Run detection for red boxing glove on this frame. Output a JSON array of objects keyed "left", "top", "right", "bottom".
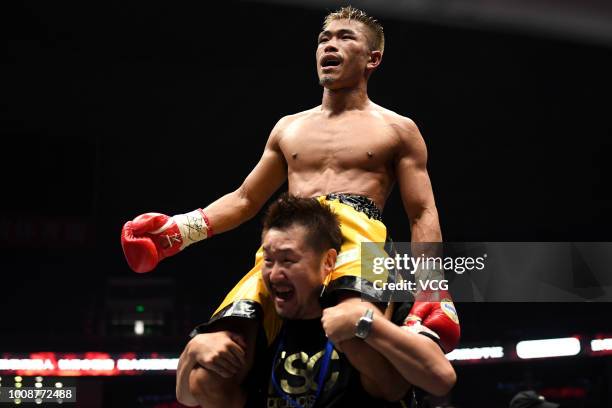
[
  {"left": 404, "top": 290, "right": 460, "bottom": 353},
  {"left": 121, "top": 209, "right": 212, "bottom": 273}
]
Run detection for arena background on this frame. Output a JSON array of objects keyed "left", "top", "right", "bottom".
[{"left": 1, "top": 0, "right": 611, "bottom": 406}]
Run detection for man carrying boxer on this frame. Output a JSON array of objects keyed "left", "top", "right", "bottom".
[
  {"left": 176, "top": 196, "right": 455, "bottom": 407},
  {"left": 121, "top": 5, "right": 460, "bottom": 405}
]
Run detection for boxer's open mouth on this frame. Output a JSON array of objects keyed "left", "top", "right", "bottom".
[{"left": 321, "top": 55, "right": 342, "bottom": 68}]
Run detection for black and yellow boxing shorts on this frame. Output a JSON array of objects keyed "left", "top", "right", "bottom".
[{"left": 192, "top": 193, "right": 395, "bottom": 344}]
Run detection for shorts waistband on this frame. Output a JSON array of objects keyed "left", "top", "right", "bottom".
[{"left": 325, "top": 193, "right": 383, "bottom": 221}]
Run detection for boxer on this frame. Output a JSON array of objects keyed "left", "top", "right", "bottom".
[
  {"left": 122, "top": 5, "right": 459, "bottom": 349},
  {"left": 122, "top": 8, "right": 460, "bottom": 403}
]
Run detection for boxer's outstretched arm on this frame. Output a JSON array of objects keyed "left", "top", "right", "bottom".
[
  {"left": 203, "top": 118, "right": 289, "bottom": 234},
  {"left": 393, "top": 117, "right": 442, "bottom": 243},
  {"left": 121, "top": 118, "right": 289, "bottom": 273}
]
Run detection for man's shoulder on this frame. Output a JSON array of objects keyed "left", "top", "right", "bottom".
[
  {"left": 270, "top": 107, "right": 321, "bottom": 143},
  {"left": 366, "top": 104, "right": 422, "bottom": 154},
  {"left": 276, "top": 106, "right": 320, "bottom": 126},
  {"left": 370, "top": 103, "right": 418, "bottom": 131}
]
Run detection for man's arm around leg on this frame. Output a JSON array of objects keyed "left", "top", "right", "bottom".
[{"left": 176, "top": 318, "right": 258, "bottom": 407}]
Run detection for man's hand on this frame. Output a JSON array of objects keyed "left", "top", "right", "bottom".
[
  {"left": 187, "top": 331, "right": 247, "bottom": 379},
  {"left": 321, "top": 301, "right": 366, "bottom": 345},
  {"left": 177, "top": 320, "right": 257, "bottom": 408}
]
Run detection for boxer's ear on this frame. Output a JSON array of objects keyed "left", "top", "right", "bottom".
[{"left": 367, "top": 50, "right": 382, "bottom": 70}]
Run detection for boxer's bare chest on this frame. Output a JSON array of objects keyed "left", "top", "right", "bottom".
[{"left": 279, "top": 111, "right": 397, "bottom": 174}]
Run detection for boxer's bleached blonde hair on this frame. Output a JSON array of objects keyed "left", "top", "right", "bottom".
[{"left": 323, "top": 6, "right": 385, "bottom": 53}]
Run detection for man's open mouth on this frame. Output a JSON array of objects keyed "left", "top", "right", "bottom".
[
  {"left": 321, "top": 55, "right": 342, "bottom": 68},
  {"left": 273, "top": 286, "right": 295, "bottom": 301}
]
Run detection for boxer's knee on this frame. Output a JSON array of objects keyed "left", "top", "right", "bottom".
[{"left": 189, "top": 366, "right": 242, "bottom": 404}]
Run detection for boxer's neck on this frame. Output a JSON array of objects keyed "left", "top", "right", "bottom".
[{"left": 321, "top": 83, "right": 370, "bottom": 115}]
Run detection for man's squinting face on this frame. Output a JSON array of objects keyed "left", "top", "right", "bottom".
[
  {"left": 316, "top": 19, "right": 375, "bottom": 89},
  {"left": 262, "top": 224, "right": 328, "bottom": 320}
]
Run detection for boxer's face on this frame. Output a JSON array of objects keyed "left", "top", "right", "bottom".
[
  {"left": 316, "top": 19, "right": 379, "bottom": 89},
  {"left": 262, "top": 224, "right": 331, "bottom": 319}
]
